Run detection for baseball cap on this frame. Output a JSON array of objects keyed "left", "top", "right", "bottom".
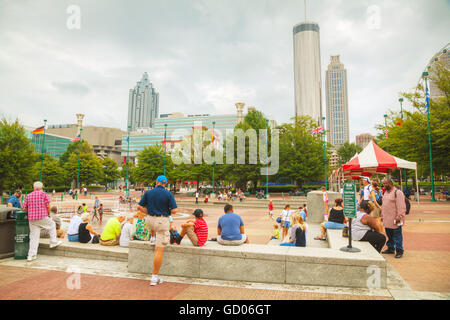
[
  {"left": 156, "top": 175, "right": 167, "bottom": 183},
  {"left": 361, "top": 177, "right": 371, "bottom": 183}
]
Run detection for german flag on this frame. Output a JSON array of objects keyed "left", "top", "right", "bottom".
[{"left": 32, "top": 126, "right": 45, "bottom": 134}]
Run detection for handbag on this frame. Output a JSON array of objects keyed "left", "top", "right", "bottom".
[{"left": 92, "top": 234, "right": 100, "bottom": 244}]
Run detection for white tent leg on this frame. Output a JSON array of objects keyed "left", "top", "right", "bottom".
[{"left": 416, "top": 170, "right": 422, "bottom": 222}]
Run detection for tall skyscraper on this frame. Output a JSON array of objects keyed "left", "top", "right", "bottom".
[
  {"left": 293, "top": 22, "right": 322, "bottom": 124},
  {"left": 325, "top": 55, "right": 349, "bottom": 148},
  {"left": 127, "top": 72, "right": 159, "bottom": 132}
]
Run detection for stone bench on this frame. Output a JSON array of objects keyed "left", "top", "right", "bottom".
[
  {"left": 128, "top": 237, "right": 387, "bottom": 288},
  {"left": 326, "top": 228, "right": 379, "bottom": 253}
]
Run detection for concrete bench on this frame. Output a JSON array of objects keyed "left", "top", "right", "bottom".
[
  {"left": 128, "top": 237, "right": 387, "bottom": 288},
  {"left": 326, "top": 229, "right": 379, "bottom": 253}
]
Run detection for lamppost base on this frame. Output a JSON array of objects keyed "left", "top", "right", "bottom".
[{"left": 340, "top": 246, "right": 361, "bottom": 253}]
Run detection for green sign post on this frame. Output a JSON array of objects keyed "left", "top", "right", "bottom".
[{"left": 341, "top": 182, "right": 360, "bottom": 253}]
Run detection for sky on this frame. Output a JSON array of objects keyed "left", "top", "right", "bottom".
[{"left": 0, "top": 0, "right": 449, "bottom": 141}]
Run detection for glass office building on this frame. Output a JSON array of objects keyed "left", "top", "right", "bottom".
[
  {"left": 121, "top": 113, "right": 238, "bottom": 158},
  {"left": 325, "top": 55, "right": 349, "bottom": 148},
  {"left": 25, "top": 127, "right": 72, "bottom": 160}
]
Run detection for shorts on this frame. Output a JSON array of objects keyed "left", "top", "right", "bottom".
[
  {"left": 185, "top": 225, "right": 199, "bottom": 246},
  {"left": 145, "top": 215, "right": 170, "bottom": 248},
  {"left": 283, "top": 221, "right": 291, "bottom": 228},
  {"left": 99, "top": 238, "right": 119, "bottom": 246},
  {"left": 68, "top": 234, "right": 79, "bottom": 242},
  {"left": 324, "top": 221, "right": 345, "bottom": 229},
  {"left": 217, "top": 234, "right": 247, "bottom": 246}
]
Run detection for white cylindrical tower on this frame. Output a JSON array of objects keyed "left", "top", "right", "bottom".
[
  {"left": 235, "top": 102, "right": 245, "bottom": 123},
  {"left": 293, "top": 22, "right": 322, "bottom": 125}
]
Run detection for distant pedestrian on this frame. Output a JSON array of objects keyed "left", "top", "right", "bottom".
[
  {"left": 195, "top": 191, "right": 199, "bottom": 204},
  {"left": 137, "top": 175, "right": 178, "bottom": 286},
  {"left": 381, "top": 178, "right": 406, "bottom": 258},
  {"left": 98, "top": 203, "right": 104, "bottom": 224},
  {"left": 279, "top": 205, "right": 294, "bottom": 240},
  {"left": 22, "top": 182, "right": 61, "bottom": 261},
  {"left": 268, "top": 200, "right": 274, "bottom": 220},
  {"left": 321, "top": 186, "right": 329, "bottom": 221}
]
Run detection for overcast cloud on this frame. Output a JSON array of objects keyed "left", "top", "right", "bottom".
[{"left": 0, "top": 0, "right": 449, "bottom": 141}]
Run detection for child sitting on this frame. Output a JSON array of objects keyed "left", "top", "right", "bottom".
[{"left": 269, "top": 224, "right": 280, "bottom": 241}]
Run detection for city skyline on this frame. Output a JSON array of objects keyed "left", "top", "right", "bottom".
[{"left": 0, "top": 0, "right": 449, "bottom": 142}]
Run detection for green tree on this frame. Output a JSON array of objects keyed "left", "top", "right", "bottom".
[
  {"left": 337, "top": 142, "right": 363, "bottom": 164},
  {"left": 275, "top": 116, "right": 331, "bottom": 188},
  {"left": 64, "top": 152, "right": 103, "bottom": 186},
  {"left": 0, "top": 118, "right": 38, "bottom": 195},
  {"left": 101, "top": 158, "right": 120, "bottom": 189},
  {"left": 32, "top": 154, "right": 67, "bottom": 187},
  {"left": 375, "top": 61, "right": 450, "bottom": 176},
  {"left": 134, "top": 145, "right": 173, "bottom": 184},
  {"left": 58, "top": 140, "right": 93, "bottom": 166}
]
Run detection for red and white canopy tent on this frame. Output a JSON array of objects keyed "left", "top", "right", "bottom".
[{"left": 333, "top": 141, "right": 421, "bottom": 219}]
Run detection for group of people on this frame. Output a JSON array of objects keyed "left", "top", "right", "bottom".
[
  {"left": 195, "top": 189, "right": 246, "bottom": 204},
  {"left": 269, "top": 203, "right": 308, "bottom": 247},
  {"left": 317, "top": 177, "right": 406, "bottom": 258}
]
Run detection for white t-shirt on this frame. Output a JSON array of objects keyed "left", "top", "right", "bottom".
[
  {"left": 363, "top": 185, "right": 373, "bottom": 201},
  {"left": 280, "top": 210, "right": 294, "bottom": 222},
  {"left": 351, "top": 211, "right": 371, "bottom": 241},
  {"left": 67, "top": 215, "right": 82, "bottom": 236},
  {"left": 120, "top": 223, "right": 133, "bottom": 247}
]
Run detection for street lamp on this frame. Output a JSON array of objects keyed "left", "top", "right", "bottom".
[
  {"left": 322, "top": 116, "right": 327, "bottom": 189},
  {"left": 126, "top": 125, "right": 131, "bottom": 197},
  {"left": 399, "top": 97, "right": 404, "bottom": 120},
  {"left": 76, "top": 128, "right": 83, "bottom": 192},
  {"left": 39, "top": 119, "right": 47, "bottom": 181},
  {"left": 265, "top": 119, "right": 269, "bottom": 198},
  {"left": 422, "top": 71, "right": 436, "bottom": 202}
]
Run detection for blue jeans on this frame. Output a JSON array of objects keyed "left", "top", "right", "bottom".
[
  {"left": 324, "top": 221, "right": 345, "bottom": 229},
  {"left": 68, "top": 234, "right": 79, "bottom": 242},
  {"left": 280, "top": 242, "right": 295, "bottom": 247},
  {"left": 385, "top": 227, "right": 403, "bottom": 253}
]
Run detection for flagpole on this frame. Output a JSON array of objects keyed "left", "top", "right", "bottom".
[
  {"left": 266, "top": 119, "right": 269, "bottom": 198},
  {"left": 212, "top": 121, "right": 216, "bottom": 195},
  {"left": 39, "top": 120, "right": 47, "bottom": 181},
  {"left": 399, "top": 97, "right": 407, "bottom": 191},
  {"left": 422, "top": 72, "right": 436, "bottom": 202},
  {"left": 163, "top": 123, "right": 167, "bottom": 176},
  {"left": 322, "top": 117, "right": 327, "bottom": 189},
  {"left": 76, "top": 128, "right": 83, "bottom": 192}
]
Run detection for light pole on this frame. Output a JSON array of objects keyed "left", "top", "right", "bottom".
[
  {"left": 322, "top": 116, "right": 327, "bottom": 189},
  {"left": 76, "top": 128, "right": 83, "bottom": 192},
  {"left": 126, "top": 125, "right": 131, "bottom": 197},
  {"left": 399, "top": 98, "right": 407, "bottom": 190},
  {"left": 422, "top": 71, "right": 436, "bottom": 202},
  {"left": 265, "top": 119, "right": 269, "bottom": 198},
  {"left": 39, "top": 119, "right": 47, "bottom": 181},
  {"left": 212, "top": 121, "right": 216, "bottom": 196},
  {"left": 384, "top": 114, "right": 389, "bottom": 153},
  {"left": 163, "top": 123, "right": 167, "bottom": 176}
]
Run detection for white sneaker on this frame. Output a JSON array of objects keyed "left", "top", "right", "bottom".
[
  {"left": 49, "top": 240, "right": 62, "bottom": 249},
  {"left": 27, "top": 255, "right": 37, "bottom": 262},
  {"left": 150, "top": 276, "right": 163, "bottom": 286},
  {"left": 149, "top": 237, "right": 156, "bottom": 245}
]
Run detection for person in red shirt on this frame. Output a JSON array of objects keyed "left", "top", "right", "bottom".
[
  {"left": 268, "top": 200, "right": 274, "bottom": 220},
  {"left": 175, "top": 209, "right": 208, "bottom": 246}
]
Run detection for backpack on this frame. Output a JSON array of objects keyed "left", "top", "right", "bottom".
[
  {"left": 395, "top": 189, "right": 411, "bottom": 215},
  {"left": 376, "top": 191, "right": 383, "bottom": 206}
]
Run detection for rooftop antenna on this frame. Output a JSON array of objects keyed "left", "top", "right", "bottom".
[{"left": 304, "top": 0, "right": 307, "bottom": 21}]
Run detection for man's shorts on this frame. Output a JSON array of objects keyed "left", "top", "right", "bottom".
[
  {"left": 145, "top": 215, "right": 170, "bottom": 247},
  {"left": 217, "top": 234, "right": 247, "bottom": 246},
  {"left": 283, "top": 221, "right": 291, "bottom": 228},
  {"left": 99, "top": 238, "right": 119, "bottom": 246},
  {"left": 185, "top": 226, "right": 199, "bottom": 246}
]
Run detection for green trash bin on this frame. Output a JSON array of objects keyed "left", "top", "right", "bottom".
[{"left": 14, "top": 211, "right": 29, "bottom": 260}]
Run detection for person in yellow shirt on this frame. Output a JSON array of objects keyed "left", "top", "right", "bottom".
[
  {"left": 100, "top": 214, "right": 126, "bottom": 246},
  {"left": 269, "top": 224, "right": 280, "bottom": 241}
]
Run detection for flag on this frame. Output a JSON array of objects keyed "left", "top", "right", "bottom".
[
  {"left": 425, "top": 87, "right": 430, "bottom": 114},
  {"left": 32, "top": 126, "right": 45, "bottom": 134},
  {"left": 71, "top": 133, "right": 80, "bottom": 142},
  {"left": 384, "top": 129, "right": 389, "bottom": 139},
  {"left": 311, "top": 126, "right": 324, "bottom": 136}
]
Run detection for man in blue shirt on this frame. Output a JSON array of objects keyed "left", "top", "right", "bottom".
[
  {"left": 137, "top": 175, "right": 178, "bottom": 286},
  {"left": 7, "top": 190, "right": 22, "bottom": 218},
  {"left": 217, "top": 204, "right": 249, "bottom": 246}
]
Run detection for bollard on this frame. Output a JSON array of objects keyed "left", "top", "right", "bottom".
[
  {"left": 61, "top": 194, "right": 63, "bottom": 202},
  {"left": 0, "top": 195, "right": 3, "bottom": 204},
  {"left": 14, "top": 211, "right": 30, "bottom": 260}
]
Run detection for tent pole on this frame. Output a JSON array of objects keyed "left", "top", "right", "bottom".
[
  {"left": 400, "top": 169, "right": 403, "bottom": 192},
  {"left": 416, "top": 170, "right": 422, "bottom": 222}
]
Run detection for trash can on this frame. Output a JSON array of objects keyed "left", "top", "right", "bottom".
[
  {"left": 0, "top": 206, "right": 18, "bottom": 259},
  {"left": 14, "top": 210, "right": 29, "bottom": 260}
]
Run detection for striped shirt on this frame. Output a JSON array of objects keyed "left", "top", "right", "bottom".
[
  {"left": 194, "top": 218, "right": 208, "bottom": 247},
  {"left": 22, "top": 190, "right": 50, "bottom": 221}
]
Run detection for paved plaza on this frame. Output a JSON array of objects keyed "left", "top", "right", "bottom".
[{"left": 0, "top": 192, "right": 449, "bottom": 300}]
